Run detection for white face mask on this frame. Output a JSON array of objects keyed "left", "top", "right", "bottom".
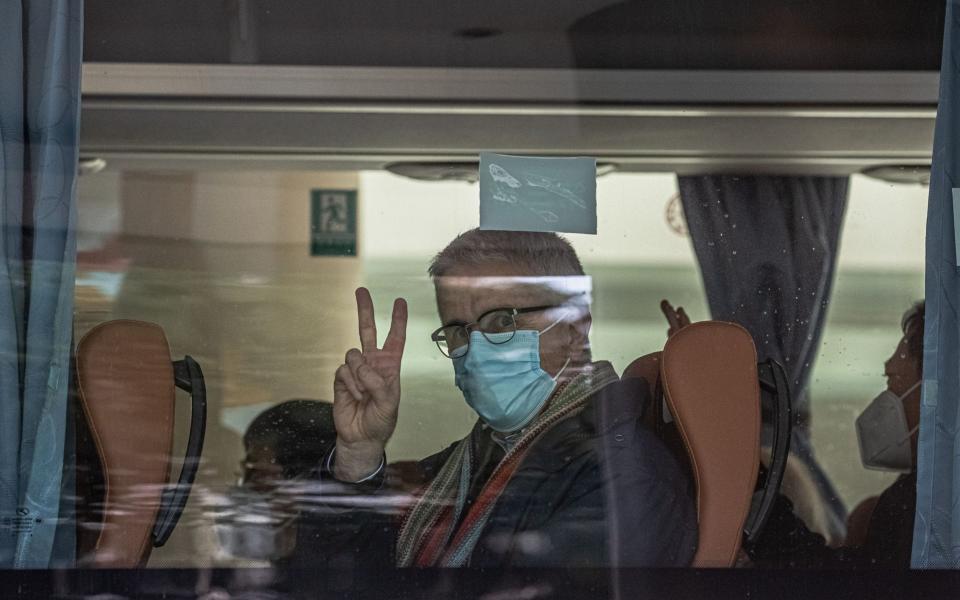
[
  {"left": 855, "top": 381, "right": 921, "bottom": 473},
  {"left": 213, "top": 486, "right": 297, "bottom": 561}
]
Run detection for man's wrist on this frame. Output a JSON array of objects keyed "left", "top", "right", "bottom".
[{"left": 332, "top": 440, "right": 385, "bottom": 482}]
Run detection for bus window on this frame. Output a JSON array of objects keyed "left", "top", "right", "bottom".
[{"left": 74, "top": 165, "right": 927, "bottom": 570}]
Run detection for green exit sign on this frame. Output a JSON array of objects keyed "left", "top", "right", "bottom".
[{"left": 310, "top": 189, "right": 357, "bottom": 256}]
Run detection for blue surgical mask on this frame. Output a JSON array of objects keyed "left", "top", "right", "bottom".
[{"left": 452, "top": 315, "right": 570, "bottom": 433}]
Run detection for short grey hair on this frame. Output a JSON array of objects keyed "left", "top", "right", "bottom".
[{"left": 428, "top": 228, "right": 585, "bottom": 278}]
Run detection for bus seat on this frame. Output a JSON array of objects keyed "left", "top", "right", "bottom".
[
  {"left": 75, "top": 320, "right": 207, "bottom": 567},
  {"left": 623, "top": 321, "right": 791, "bottom": 567}
]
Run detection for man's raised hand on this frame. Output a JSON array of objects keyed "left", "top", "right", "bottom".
[
  {"left": 332, "top": 287, "right": 407, "bottom": 481},
  {"left": 660, "top": 299, "right": 692, "bottom": 338}
]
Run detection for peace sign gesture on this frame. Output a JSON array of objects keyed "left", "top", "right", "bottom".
[{"left": 332, "top": 287, "right": 408, "bottom": 481}]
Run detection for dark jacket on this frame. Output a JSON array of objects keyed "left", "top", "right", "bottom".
[
  {"left": 290, "top": 378, "right": 697, "bottom": 569},
  {"left": 744, "top": 471, "right": 917, "bottom": 568}
]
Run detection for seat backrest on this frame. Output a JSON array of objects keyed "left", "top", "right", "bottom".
[
  {"left": 76, "top": 319, "right": 206, "bottom": 568},
  {"left": 623, "top": 321, "right": 761, "bottom": 567},
  {"left": 76, "top": 320, "right": 177, "bottom": 567}
]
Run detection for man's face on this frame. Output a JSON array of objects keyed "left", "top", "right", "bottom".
[
  {"left": 241, "top": 443, "right": 284, "bottom": 494},
  {"left": 884, "top": 331, "right": 922, "bottom": 397},
  {"left": 884, "top": 325, "right": 922, "bottom": 438},
  {"left": 433, "top": 262, "right": 590, "bottom": 377}
]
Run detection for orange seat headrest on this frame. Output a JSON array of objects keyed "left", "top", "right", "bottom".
[
  {"left": 624, "top": 321, "right": 761, "bottom": 568},
  {"left": 76, "top": 320, "right": 177, "bottom": 567},
  {"left": 76, "top": 319, "right": 206, "bottom": 568}
]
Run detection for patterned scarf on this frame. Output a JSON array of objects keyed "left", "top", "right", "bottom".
[{"left": 395, "top": 361, "right": 620, "bottom": 567}]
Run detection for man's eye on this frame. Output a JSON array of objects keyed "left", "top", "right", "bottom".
[{"left": 483, "top": 312, "right": 514, "bottom": 331}]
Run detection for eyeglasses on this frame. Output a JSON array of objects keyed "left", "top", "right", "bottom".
[{"left": 430, "top": 305, "right": 557, "bottom": 358}]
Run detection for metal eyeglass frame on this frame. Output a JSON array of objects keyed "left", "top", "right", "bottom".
[{"left": 430, "top": 304, "right": 557, "bottom": 358}]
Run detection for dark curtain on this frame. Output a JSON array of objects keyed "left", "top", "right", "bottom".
[{"left": 679, "top": 174, "right": 849, "bottom": 541}]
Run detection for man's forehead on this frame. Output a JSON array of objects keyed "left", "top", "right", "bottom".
[
  {"left": 434, "top": 275, "right": 592, "bottom": 321},
  {"left": 434, "top": 275, "right": 592, "bottom": 296}
]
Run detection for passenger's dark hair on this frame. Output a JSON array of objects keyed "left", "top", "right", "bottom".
[
  {"left": 428, "top": 228, "right": 585, "bottom": 278},
  {"left": 901, "top": 301, "right": 925, "bottom": 368},
  {"left": 243, "top": 399, "right": 335, "bottom": 480}
]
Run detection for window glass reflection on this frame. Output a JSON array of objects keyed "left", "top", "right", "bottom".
[{"left": 73, "top": 169, "right": 925, "bottom": 570}]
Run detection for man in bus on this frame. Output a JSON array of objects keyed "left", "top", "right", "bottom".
[
  {"left": 745, "top": 301, "right": 926, "bottom": 568},
  {"left": 298, "top": 228, "right": 697, "bottom": 568}
]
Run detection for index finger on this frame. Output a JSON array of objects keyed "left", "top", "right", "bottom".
[
  {"left": 356, "top": 287, "right": 378, "bottom": 352},
  {"left": 660, "top": 299, "right": 681, "bottom": 331}
]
